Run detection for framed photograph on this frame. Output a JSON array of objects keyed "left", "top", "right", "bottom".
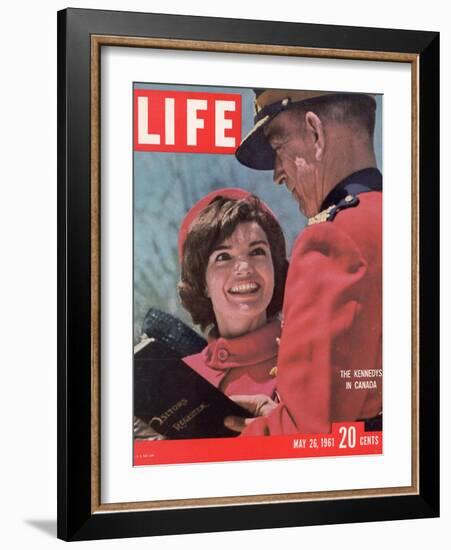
[{"left": 57, "top": 8, "right": 439, "bottom": 541}]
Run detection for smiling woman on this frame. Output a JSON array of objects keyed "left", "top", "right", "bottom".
[
  {"left": 178, "top": 188, "right": 289, "bottom": 399},
  {"left": 205, "top": 221, "right": 274, "bottom": 339}
]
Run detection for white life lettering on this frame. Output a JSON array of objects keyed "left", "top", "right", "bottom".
[
  {"left": 137, "top": 96, "right": 161, "bottom": 145},
  {"left": 215, "top": 100, "right": 236, "bottom": 147},
  {"left": 187, "top": 99, "right": 207, "bottom": 146}
]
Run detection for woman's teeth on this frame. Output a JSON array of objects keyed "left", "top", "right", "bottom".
[{"left": 229, "top": 282, "right": 259, "bottom": 294}]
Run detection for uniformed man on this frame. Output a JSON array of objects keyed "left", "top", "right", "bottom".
[{"left": 226, "top": 89, "right": 382, "bottom": 435}]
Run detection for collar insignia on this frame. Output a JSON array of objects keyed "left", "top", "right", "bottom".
[{"left": 307, "top": 194, "right": 359, "bottom": 226}]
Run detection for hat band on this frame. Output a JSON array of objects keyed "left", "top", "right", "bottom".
[{"left": 254, "top": 97, "right": 292, "bottom": 124}]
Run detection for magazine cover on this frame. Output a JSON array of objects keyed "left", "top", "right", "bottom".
[{"left": 133, "top": 83, "right": 383, "bottom": 466}]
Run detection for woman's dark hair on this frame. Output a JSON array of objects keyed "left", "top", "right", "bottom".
[{"left": 178, "top": 195, "right": 288, "bottom": 333}]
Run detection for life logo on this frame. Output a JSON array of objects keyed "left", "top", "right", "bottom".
[{"left": 134, "top": 89, "right": 242, "bottom": 154}]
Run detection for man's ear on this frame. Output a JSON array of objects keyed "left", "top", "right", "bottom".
[{"left": 304, "top": 111, "right": 325, "bottom": 161}]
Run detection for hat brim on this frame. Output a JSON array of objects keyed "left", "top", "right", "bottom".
[{"left": 235, "top": 115, "right": 276, "bottom": 171}]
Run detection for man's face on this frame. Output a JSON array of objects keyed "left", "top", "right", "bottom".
[{"left": 264, "top": 110, "right": 324, "bottom": 218}]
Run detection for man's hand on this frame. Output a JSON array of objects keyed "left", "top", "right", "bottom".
[{"left": 224, "top": 394, "right": 277, "bottom": 433}]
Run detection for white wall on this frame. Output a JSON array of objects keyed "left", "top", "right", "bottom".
[{"left": 0, "top": 1, "right": 448, "bottom": 548}]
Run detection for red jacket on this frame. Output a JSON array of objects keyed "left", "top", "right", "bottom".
[
  {"left": 243, "top": 191, "right": 382, "bottom": 436},
  {"left": 183, "top": 319, "right": 280, "bottom": 398}
]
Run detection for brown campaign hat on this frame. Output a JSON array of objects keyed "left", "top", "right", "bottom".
[{"left": 235, "top": 89, "right": 365, "bottom": 170}]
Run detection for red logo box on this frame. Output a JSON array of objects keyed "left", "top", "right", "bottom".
[{"left": 134, "top": 89, "right": 242, "bottom": 154}]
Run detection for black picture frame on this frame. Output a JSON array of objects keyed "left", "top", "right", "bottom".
[{"left": 57, "top": 7, "right": 439, "bottom": 541}]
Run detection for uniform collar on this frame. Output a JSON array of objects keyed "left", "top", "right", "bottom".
[
  {"left": 204, "top": 318, "right": 280, "bottom": 370},
  {"left": 321, "top": 168, "right": 382, "bottom": 211}
]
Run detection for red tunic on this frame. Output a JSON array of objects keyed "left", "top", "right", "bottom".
[
  {"left": 242, "top": 191, "right": 382, "bottom": 436},
  {"left": 183, "top": 319, "right": 280, "bottom": 398}
]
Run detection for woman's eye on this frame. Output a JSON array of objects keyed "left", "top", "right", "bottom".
[
  {"left": 250, "top": 247, "right": 266, "bottom": 256},
  {"left": 215, "top": 252, "right": 231, "bottom": 262}
]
